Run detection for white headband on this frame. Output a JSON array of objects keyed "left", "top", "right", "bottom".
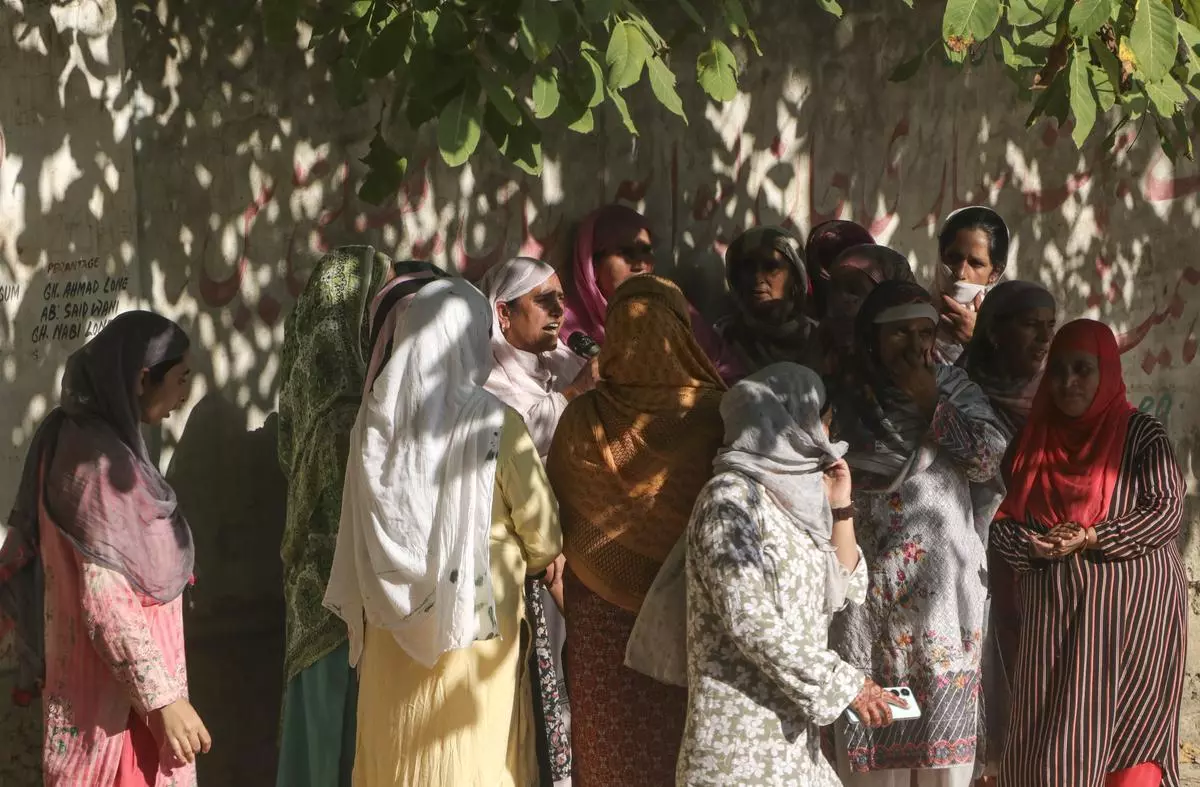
[{"left": 874, "top": 303, "right": 939, "bottom": 325}]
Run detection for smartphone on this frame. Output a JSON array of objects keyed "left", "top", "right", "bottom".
[{"left": 844, "top": 686, "right": 922, "bottom": 724}]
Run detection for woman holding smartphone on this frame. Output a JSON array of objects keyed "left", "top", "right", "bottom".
[{"left": 678, "top": 363, "right": 902, "bottom": 787}]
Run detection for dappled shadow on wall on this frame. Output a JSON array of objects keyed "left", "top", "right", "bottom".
[
  {"left": 167, "top": 393, "right": 286, "bottom": 633},
  {"left": 3, "top": 4, "right": 1200, "bottom": 542}
]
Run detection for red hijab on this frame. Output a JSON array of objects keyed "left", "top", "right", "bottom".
[{"left": 998, "top": 319, "right": 1135, "bottom": 528}]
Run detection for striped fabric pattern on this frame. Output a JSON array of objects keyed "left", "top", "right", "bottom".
[{"left": 991, "top": 412, "right": 1186, "bottom": 787}]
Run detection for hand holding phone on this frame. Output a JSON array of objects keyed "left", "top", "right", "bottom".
[{"left": 845, "top": 685, "right": 921, "bottom": 726}]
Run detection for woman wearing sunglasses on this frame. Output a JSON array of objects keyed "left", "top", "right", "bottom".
[{"left": 561, "top": 204, "right": 742, "bottom": 383}]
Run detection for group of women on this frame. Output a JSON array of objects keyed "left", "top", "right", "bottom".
[{"left": 0, "top": 202, "right": 1185, "bottom": 787}]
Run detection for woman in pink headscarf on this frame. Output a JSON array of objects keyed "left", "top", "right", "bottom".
[{"left": 562, "top": 204, "right": 743, "bottom": 383}]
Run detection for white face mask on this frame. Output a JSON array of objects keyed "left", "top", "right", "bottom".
[{"left": 948, "top": 280, "right": 988, "bottom": 306}]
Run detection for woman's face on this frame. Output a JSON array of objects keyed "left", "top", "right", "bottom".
[
  {"left": 877, "top": 318, "right": 936, "bottom": 377},
  {"left": 732, "top": 248, "right": 794, "bottom": 313},
  {"left": 825, "top": 268, "right": 876, "bottom": 322},
  {"left": 138, "top": 352, "right": 193, "bottom": 425},
  {"left": 498, "top": 273, "right": 566, "bottom": 354},
  {"left": 1047, "top": 349, "right": 1100, "bottom": 418},
  {"left": 993, "top": 306, "right": 1056, "bottom": 380},
  {"left": 594, "top": 228, "right": 654, "bottom": 299},
  {"left": 939, "top": 228, "right": 998, "bottom": 288}
]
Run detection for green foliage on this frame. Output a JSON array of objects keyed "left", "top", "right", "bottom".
[
  {"left": 247, "top": 0, "right": 1200, "bottom": 204},
  {"left": 263, "top": 0, "right": 761, "bottom": 203},
  {"left": 904, "top": 0, "right": 1199, "bottom": 159}
]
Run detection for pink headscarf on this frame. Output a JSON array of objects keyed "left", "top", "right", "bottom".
[
  {"left": 562, "top": 204, "right": 650, "bottom": 342},
  {"left": 0, "top": 312, "right": 194, "bottom": 696},
  {"left": 562, "top": 204, "right": 744, "bottom": 383}
]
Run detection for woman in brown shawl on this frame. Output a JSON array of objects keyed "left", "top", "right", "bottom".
[{"left": 547, "top": 275, "right": 726, "bottom": 787}]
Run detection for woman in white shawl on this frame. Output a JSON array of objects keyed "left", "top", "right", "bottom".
[
  {"left": 679, "top": 363, "right": 902, "bottom": 786},
  {"left": 477, "top": 256, "right": 594, "bottom": 786},
  {"left": 323, "top": 277, "right": 563, "bottom": 787}
]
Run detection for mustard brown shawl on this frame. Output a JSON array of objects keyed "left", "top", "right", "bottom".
[{"left": 547, "top": 276, "right": 726, "bottom": 612}]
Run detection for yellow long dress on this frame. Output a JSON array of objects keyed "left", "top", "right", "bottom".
[{"left": 352, "top": 407, "right": 563, "bottom": 787}]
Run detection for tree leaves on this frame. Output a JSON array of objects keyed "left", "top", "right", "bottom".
[
  {"left": 438, "top": 90, "right": 483, "bottom": 167},
  {"left": 360, "top": 13, "right": 412, "bottom": 78},
  {"left": 1068, "top": 50, "right": 1098, "bottom": 146},
  {"left": 282, "top": 0, "right": 1200, "bottom": 193},
  {"left": 358, "top": 132, "right": 408, "bottom": 206},
  {"left": 942, "top": 0, "right": 1002, "bottom": 60},
  {"left": 1069, "top": 0, "right": 1109, "bottom": 39},
  {"left": 607, "top": 86, "right": 638, "bottom": 135},
  {"left": 478, "top": 68, "right": 523, "bottom": 126},
  {"left": 518, "top": 0, "right": 559, "bottom": 62},
  {"left": 697, "top": 39, "right": 738, "bottom": 101},
  {"left": 532, "top": 70, "right": 561, "bottom": 119},
  {"left": 1129, "top": 0, "right": 1179, "bottom": 83},
  {"left": 648, "top": 55, "right": 686, "bottom": 120},
  {"left": 1007, "top": 0, "right": 1065, "bottom": 29},
  {"left": 606, "top": 21, "right": 650, "bottom": 90},
  {"left": 1146, "top": 77, "right": 1188, "bottom": 116},
  {"left": 677, "top": 0, "right": 707, "bottom": 30},
  {"left": 814, "top": 0, "right": 844, "bottom": 19},
  {"left": 1184, "top": 0, "right": 1200, "bottom": 28}
]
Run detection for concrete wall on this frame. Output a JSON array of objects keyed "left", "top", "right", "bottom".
[{"left": 2, "top": 0, "right": 1200, "bottom": 784}]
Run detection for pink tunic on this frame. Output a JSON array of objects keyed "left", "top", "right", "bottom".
[{"left": 40, "top": 500, "right": 195, "bottom": 787}]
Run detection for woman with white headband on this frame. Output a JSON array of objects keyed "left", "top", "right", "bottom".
[
  {"left": 932, "top": 206, "right": 1010, "bottom": 365},
  {"left": 477, "top": 256, "right": 595, "bottom": 786},
  {"left": 828, "top": 280, "right": 1005, "bottom": 787}
]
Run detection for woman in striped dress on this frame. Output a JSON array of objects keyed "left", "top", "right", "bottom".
[{"left": 990, "top": 319, "right": 1186, "bottom": 787}]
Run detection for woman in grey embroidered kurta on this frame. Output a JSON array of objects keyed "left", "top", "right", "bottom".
[
  {"left": 679, "top": 363, "right": 901, "bottom": 787},
  {"left": 829, "top": 281, "right": 1004, "bottom": 784}
]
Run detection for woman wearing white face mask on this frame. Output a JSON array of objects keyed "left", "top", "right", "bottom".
[{"left": 932, "top": 207, "right": 1010, "bottom": 364}]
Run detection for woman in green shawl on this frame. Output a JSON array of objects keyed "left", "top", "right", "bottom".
[{"left": 275, "top": 246, "right": 446, "bottom": 787}]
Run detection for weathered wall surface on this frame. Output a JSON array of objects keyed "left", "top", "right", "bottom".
[{"left": 2, "top": 0, "right": 1199, "bottom": 784}]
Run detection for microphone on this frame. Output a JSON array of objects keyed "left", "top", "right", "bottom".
[{"left": 567, "top": 331, "right": 601, "bottom": 359}]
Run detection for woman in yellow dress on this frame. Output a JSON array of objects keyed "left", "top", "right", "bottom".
[{"left": 324, "top": 276, "right": 563, "bottom": 787}]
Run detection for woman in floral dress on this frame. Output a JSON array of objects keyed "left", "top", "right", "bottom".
[
  {"left": 829, "top": 281, "right": 1005, "bottom": 787},
  {"left": 0, "top": 312, "right": 206, "bottom": 787},
  {"left": 679, "top": 363, "right": 901, "bottom": 786}
]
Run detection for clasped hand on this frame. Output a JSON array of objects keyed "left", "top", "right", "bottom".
[{"left": 1028, "top": 522, "right": 1095, "bottom": 560}]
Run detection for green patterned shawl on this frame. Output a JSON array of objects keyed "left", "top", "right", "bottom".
[{"left": 278, "top": 246, "right": 389, "bottom": 683}]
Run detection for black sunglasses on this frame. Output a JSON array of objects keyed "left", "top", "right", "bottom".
[{"left": 595, "top": 242, "right": 655, "bottom": 263}]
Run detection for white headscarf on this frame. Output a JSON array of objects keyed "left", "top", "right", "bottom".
[
  {"left": 712, "top": 362, "right": 851, "bottom": 612},
  {"left": 477, "top": 257, "right": 584, "bottom": 457},
  {"left": 324, "top": 277, "right": 506, "bottom": 668}
]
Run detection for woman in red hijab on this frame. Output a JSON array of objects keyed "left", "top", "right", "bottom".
[{"left": 990, "top": 320, "right": 1186, "bottom": 787}]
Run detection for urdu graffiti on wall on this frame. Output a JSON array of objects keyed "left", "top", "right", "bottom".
[
  {"left": 194, "top": 112, "right": 1200, "bottom": 381},
  {"left": 196, "top": 155, "right": 566, "bottom": 331}
]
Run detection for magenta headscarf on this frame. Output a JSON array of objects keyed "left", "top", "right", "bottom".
[
  {"left": 0, "top": 311, "right": 194, "bottom": 697},
  {"left": 563, "top": 204, "right": 743, "bottom": 383},
  {"left": 562, "top": 204, "right": 650, "bottom": 342}
]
